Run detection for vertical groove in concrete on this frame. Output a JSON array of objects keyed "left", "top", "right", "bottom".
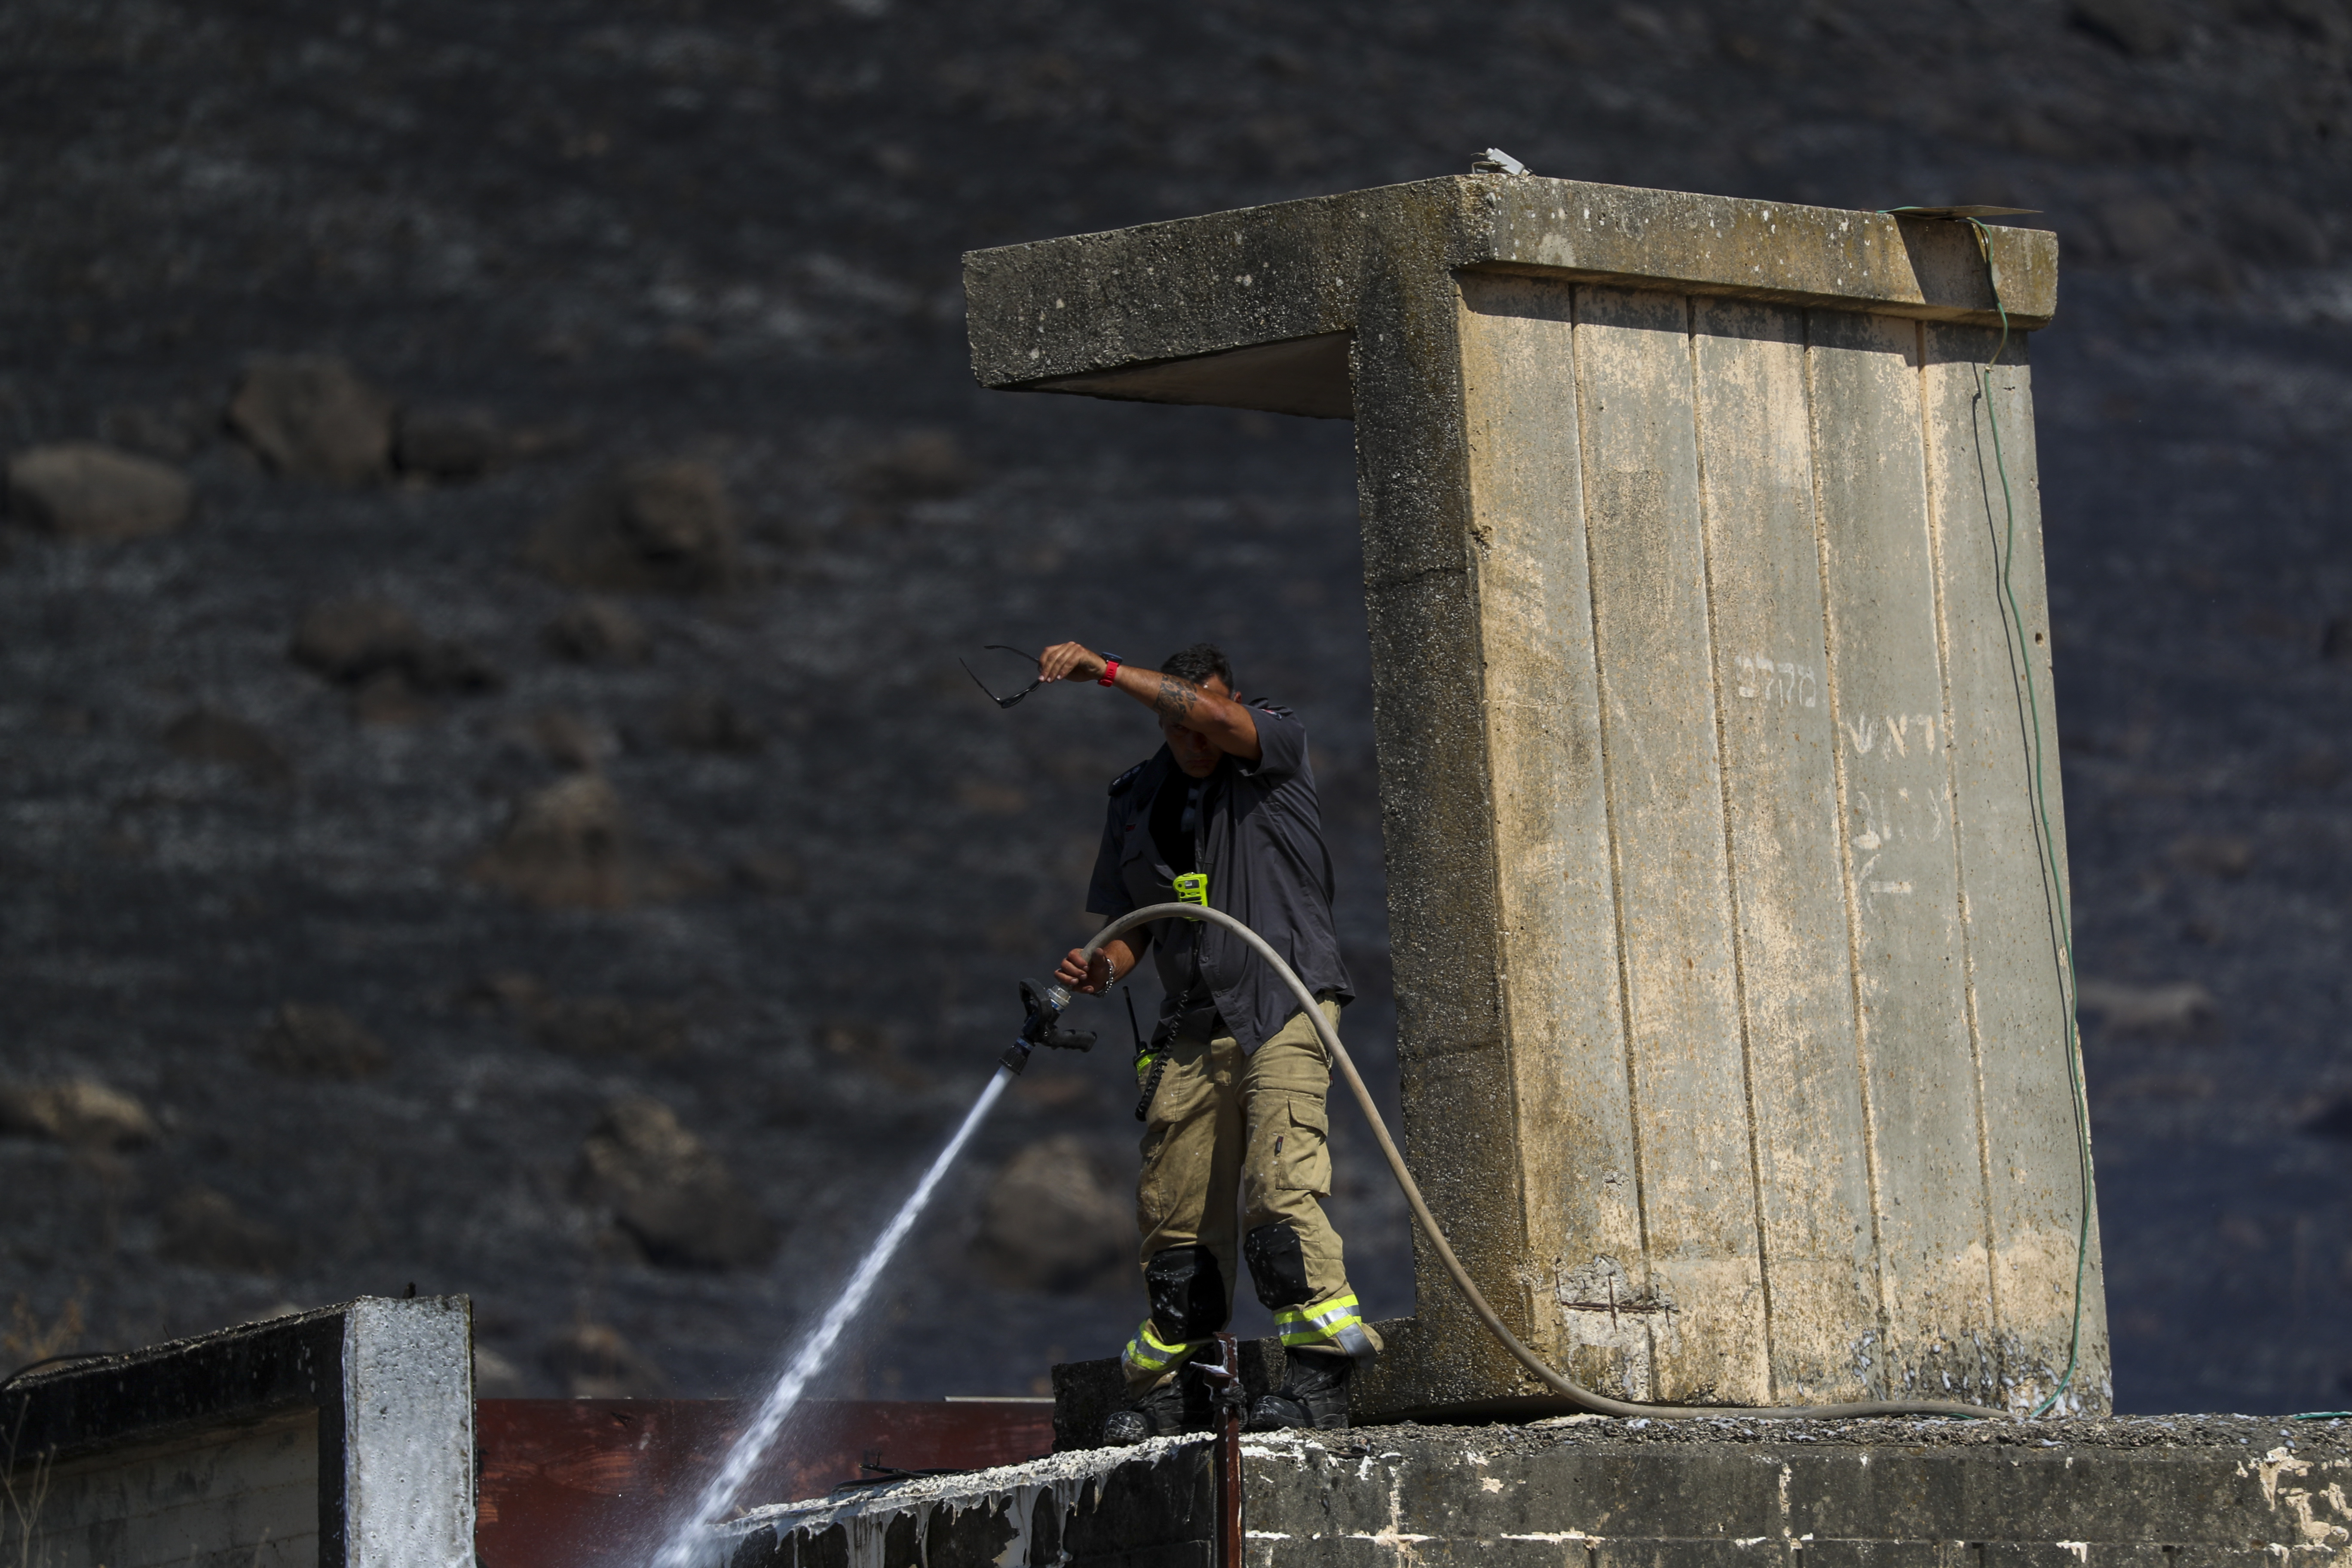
[
  {"left": 1804, "top": 306, "right": 1895, "bottom": 1398},
  {"left": 1687, "top": 292, "right": 1785, "bottom": 1403},
  {"left": 1571, "top": 279, "right": 1661, "bottom": 1397}
]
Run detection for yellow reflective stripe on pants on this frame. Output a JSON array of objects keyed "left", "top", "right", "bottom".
[
  {"left": 1272, "top": 1293, "right": 1361, "bottom": 1347},
  {"left": 1121, "top": 1318, "right": 1198, "bottom": 1377}
]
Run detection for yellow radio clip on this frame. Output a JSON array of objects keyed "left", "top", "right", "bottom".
[{"left": 1172, "top": 872, "right": 1209, "bottom": 917}]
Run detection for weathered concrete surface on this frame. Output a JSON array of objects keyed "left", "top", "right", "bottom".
[
  {"left": 967, "top": 178, "right": 2100, "bottom": 1418},
  {"left": 23, "top": 1411, "right": 322, "bottom": 1568},
  {"left": 727, "top": 1416, "right": 2352, "bottom": 1568},
  {"left": 722, "top": 1434, "right": 1219, "bottom": 1568},
  {"left": 342, "top": 1297, "right": 476, "bottom": 1568},
  {"left": 2, "top": 1296, "right": 476, "bottom": 1568},
  {"left": 965, "top": 177, "right": 2054, "bottom": 416}
]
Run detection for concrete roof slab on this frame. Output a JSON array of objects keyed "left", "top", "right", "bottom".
[{"left": 963, "top": 175, "right": 2056, "bottom": 409}]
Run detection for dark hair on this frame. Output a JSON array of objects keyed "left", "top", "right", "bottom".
[{"left": 1162, "top": 642, "right": 1234, "bottom": 692}]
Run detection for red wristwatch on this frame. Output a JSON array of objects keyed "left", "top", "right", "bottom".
[{"left": 1097, "top": 653, "right": 1122, "bottom": 687}]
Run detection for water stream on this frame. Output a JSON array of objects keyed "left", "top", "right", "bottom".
[{"left": 649, "top": 1064, "right": 1017, "bottom": 1568}]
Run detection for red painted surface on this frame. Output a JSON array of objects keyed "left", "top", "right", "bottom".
[{"left": 475, "top": 1399, "right": 1055, "bottom": 1568}]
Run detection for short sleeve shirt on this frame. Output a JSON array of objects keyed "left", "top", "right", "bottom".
[{"left": 1085, "top": 701, "right": 1353, "bottom": 1052}]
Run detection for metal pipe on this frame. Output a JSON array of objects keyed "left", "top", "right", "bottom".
[
  {"left": 1200, "top": 1332, "right": 1245, "bottom": 1568},
  {"left": 1084, "top": 903, "right": 2008, "bottom": 1423}
]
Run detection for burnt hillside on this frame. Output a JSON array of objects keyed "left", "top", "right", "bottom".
[{"left": 2, "top": 0, "right": 2348, "bottom": 1413}]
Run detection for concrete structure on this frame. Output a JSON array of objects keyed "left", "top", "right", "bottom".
[
  {"left": 0, "top": 1297, "right": 474, "bottom": 1568},
  {"left": 5, "top": 1301, "right": 2333, "bottom": 1568},
  {"left": 0, "top": 1299, "right": 1054, "bottom": 1568},
  {"left": 965, "top": 176, "right": 2104, "bottom": 1418},
  {"left": 723, "top": 1416, "right": 2352, "bottom": 1568}
]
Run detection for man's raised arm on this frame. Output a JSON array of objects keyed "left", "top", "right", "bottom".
[{"left": 1036, "top": 641, "right": 1261, "bottom": 761}]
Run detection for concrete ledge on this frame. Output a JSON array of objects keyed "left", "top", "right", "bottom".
[
  {"left": 964, "top": 175, "right": 2055, "bottom": 415},
  {"left": 720, "top": 1435, "right": 1218, "bottom": 1568},
  {"left": 1247, "top": 1416, "right": 2352, "bottom": 1565},
  {"left": 726, "top": 1416, "right": 2352, "bottom": 1568},
  {"left": 1051, "top": 1321, "right": 1661, "bottom": 1450}
]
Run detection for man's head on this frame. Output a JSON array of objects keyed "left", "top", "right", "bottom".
[{"left": 1160, "top": 642, "right": 1234, "bottom": 779}]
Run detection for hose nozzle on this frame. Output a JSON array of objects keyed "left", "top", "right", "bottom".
[{"left": 1000, "top": 978, "right": 1097, "bottom": 1075}]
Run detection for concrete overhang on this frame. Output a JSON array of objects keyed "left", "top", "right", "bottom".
[{"left": 964, "top": 174, "right": 2057, "bottom": 419}]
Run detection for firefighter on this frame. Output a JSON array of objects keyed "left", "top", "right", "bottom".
[{"left": 1041, "top": 639, "right": 1380, "bottom": 1442}]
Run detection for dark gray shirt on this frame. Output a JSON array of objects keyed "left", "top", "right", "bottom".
[{"left": 1085, "top": 701, "right": 1352, "bottom": 1052}]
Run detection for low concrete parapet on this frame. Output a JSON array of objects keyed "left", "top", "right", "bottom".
[
  {"left": 0, "top": 1297, "right": 474, "bottom": 1568},
  {"left": 720, "top": 1436, "right": 1219, "bottom": 1568},
  {"left": 0, "top": 1298, "right": 1060, "bottom": 1568},
  {"left": 723, "top": 1415, "right": 2352, "bottom": 1568}
]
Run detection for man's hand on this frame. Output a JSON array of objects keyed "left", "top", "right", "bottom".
[
  {"left": 1055, "top": 937, "right": 1135, "bottom": 995},
  {"left": 1039, "top": 642, "right": 1108, "bottom": 684},
  {"left": 1054, "top": 946, "right": 1109, "bottom": 995}
]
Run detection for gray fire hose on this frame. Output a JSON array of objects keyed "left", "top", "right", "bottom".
[{"left": 1084, "top": 903, "right": 2009, "bottom": 1422}]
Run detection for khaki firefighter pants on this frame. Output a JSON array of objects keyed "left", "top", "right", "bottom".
[{"left": 1124, "top": 999, "right": 1380, "bottom": 1390}]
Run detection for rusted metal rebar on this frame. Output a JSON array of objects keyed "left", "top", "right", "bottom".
[{"left": 1200, "top": 1332, "right": 1245, "bottom": 1568}]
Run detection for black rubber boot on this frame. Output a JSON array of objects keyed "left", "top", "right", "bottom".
[
  {"left": 1245, "top": 1350, "right": 1353, "bottom": 1433},
  {"left": 1101, "top": 1366, "right": 1213, "bottom": 1446}
]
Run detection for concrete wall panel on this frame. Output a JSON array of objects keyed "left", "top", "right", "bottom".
[
  {"left": 1689, "top": 297, "right": 1878, "bottom": 1403},
  {"left": 1919, "top": 325, "right": 2108, "bottom": 1413},
  {"left": 1571, "top": 283, "right": 1767, "bottom": 1404},
  {"left": 23, "top": 1413, "right": 318, "bottom": 1568},
  {"left": 1799, "top": 1544, "right": 1949, "bottom": 1568},
  {"left": 1807, "top": 310, "right": 1997, "bottom": 1400},
  {"left": 1452, "top": 271, "right": 1645, "bottom": 1398}
]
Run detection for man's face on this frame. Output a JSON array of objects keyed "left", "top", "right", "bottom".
[{"left": 1161, "top": 674, "right": 1231, "bottom": 779}]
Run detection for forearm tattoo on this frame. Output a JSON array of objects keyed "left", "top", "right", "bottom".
[{"left": 1152, "top": 675, "right": 1198, "bottom": 722}]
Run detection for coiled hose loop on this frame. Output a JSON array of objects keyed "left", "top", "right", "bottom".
[{"left": 1085, "top": 903, "right": 2008, "bottom": 1422}]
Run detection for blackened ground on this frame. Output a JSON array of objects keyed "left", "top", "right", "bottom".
[{"left": 0, "top": 0, "right": 2346, "bottom": 1413}]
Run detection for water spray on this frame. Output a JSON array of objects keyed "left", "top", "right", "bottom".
[{"left": 646, "top": 981, "right": 1095, "bottom": 1568}]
